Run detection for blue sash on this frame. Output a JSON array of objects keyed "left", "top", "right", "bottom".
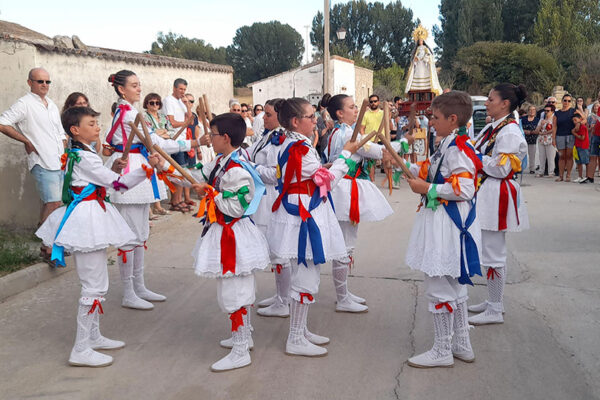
[
  {"left": 230, "top": 151, "right": 266, "bottom": 216},
  {"left": 114, "top": 143, "right": 160, "bottom": 199}
]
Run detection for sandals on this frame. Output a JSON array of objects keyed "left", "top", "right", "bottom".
[
  {"left": 185, "top": 200, "right": 197, "bottom": 206},
  {"left": 555, "top": 177, "right": 563, "bottom": 182},
  {"left": 40, "top": 248, "right": 57, "bottom": 268},
  {"left": 171, "top": 202, "right": 191, "bottom": 213},
  {"left": 154, "top": 207, "right": 170, "bottom": 215}
]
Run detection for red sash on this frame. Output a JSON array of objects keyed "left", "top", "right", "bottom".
[
  {"left": 498, "top": 171, "right": 519, "bottom": 230},
  {"left": 71, "top": 186, "right": 107, "bottom": 211},
  {"left": 343, "top": 166, "right": 362, "bottom": 224}
]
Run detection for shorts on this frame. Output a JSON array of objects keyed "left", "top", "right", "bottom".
[
  {"left": 590, "top": 135, "right": 600, "bottom": 157},
  {"left": 576, "top": 147, "right": 590, "bottom": 164},
  {"left": 556, "top": 135, "right": 575, "bottom": 150},
  {"left": 31, "top": 164, "right": 63, "bottom": 203},
  {"left": 172, "top": 151, "right": 196, "bottom": 168}
]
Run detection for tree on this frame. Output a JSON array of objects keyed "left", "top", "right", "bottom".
[
  {"left": 452, "top": 41, "right": 560, "bottom": 96},
  {"left": 373, "top": 64, "right": 406, "bottom": 100},
  {"left": 501, "top": 0, "right": 541, "bottom": 43},
  {"left": 149, "top": 32, "right": 227, "bottom": 65},
  {"left": 227, "top": 21, "right": 304, "bottom": 86},
  {"left": 434, "top": 0, "right": 475, "bottom": 70}
]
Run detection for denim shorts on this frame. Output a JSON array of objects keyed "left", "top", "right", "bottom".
[
  {"left": 590, "top": 135, "right": 600, "bottom": 157},
  {"left": 556, "top": 135, "right": 575, "bottom": 150},
  {"left": 576, "top": 147, "right": 590, "bottom": 164},
  {"left": 31, "top": 165, "right": 63, "bottom": 203}
]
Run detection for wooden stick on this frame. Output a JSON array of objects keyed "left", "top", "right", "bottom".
[
  {"left": 202, "top": 94, "right": 212, "bottom": 121},
  {"left": 171, "top": 117, "right": 189, "bottom": 140},
  {"left": 376, "top": 131, "right": 415, "bottom": 179},
  {"left": 120, "top": 125, "right": 137, "bottom": 160},
  {"left": 350, "top": 98, "right": 369, "bottom": 142},
  {"left": 382, "top": 102, "right": 393, "bottom": 195},
  {"left": 127, "top": 122, "right": 153, "bottom": 154},
  {"left": 196, "top": 98, "right": 211, "bottom": 136},
  {"left": 136, "top": 113, "right": 155, "bottom": 153},
  {"left": 152, "top": 144, "right": 198, "bottom": 185},
  {"left": 356, "top": 117, "right": 385, "bottom": 149}
]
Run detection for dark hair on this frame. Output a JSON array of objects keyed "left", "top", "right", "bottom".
[
  {"left": 544, "top": 103, "right": 556, "bottom": 112},
  {"left": 108, "top": 70, "right": 136, "bottom": 98},
  {"left": 318, "top": 93, "right": 331, "bottom": 110},
  {"left": 174, "top": 78, "right": 187, "bottom": 88},
  {"left": 393, "top": 96, "right": 402, "bottom": 103},
  {"left": 209, "top": 113, "right": 246, "bottom": 147},
  {"left": 431, "top": 91, "right": 473, "bottom": 126},
  {"left": 240, "top": 103, "right": 249, "bottom": 111},
  {"left": 111, "top": 102, "right": 118, "bottom": 115},
  {"left": 61, "top": 106, "right": 100, "bottom": 137},
  {"left": 253, "top": 104, "right": 263, "bottom": 114},
  {"left": 143, "top": 93, "right": 162, "bottom": 109},
  {"left": 266, "top": 98, "right": 285, "bottom": 111},
  {"left": 322, "top": 94, "right": 349, "bottom": 121},
  {"left": 573, "top": 111, "right": 584, "bottom": 120},
  {"left": 62, "top": 92, "right": 90, "bottom": 113},
  {"left": 369, "top": 94, "right": 379, "bottom": 101},
  {"left": 278, "top": 98, "right": 311, "bottom": 130},
  {"left": 492, "top": 83, "right": 528, "bottom": 112}
]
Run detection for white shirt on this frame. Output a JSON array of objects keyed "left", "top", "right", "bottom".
[
  {"left": 0, "top": 92, "right": 66, "bottom": 171},
  {"left": 161, "top": 94, "right": 187, "bottom": 124},
  {"left": 252, "top": 112, "right": 264, "bottom": 135}
]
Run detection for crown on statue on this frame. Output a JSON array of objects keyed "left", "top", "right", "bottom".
[{"left": 412, "top": 24, "right": 428, "bottom": 42}]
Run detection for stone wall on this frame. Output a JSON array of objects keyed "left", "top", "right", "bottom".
[
  {"left": 355, "top": 66, "right": 374, "bottom": 103},
  {"left": 0, "top": 38, "right": 233, "bottom": 228}
]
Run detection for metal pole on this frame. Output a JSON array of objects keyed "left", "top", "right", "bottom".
[{"left": 323, "top": 0, "right": 330, "bottom": 95}]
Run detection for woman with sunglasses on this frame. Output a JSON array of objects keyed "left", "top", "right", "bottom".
[{"left": 554, "top": 94, "right": 576, "bottom": 181}]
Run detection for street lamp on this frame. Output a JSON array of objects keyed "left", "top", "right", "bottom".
[{"left": 336, "top": 27, "right": 347, "bottom": 41}]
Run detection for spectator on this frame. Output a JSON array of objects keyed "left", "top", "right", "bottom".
[
  {"left": 576, "top": 97, "right": 587, "bottom": 119},
  {"left": 143, "top": 93, "right": 171, "bottom": 216},
  {"left": 252, "top": 104, "right": 264, "bottom": 135},
  {"left": 0, "top": 67, "right": 66, "bottom": 264},
  {"left": 194, "top": 101, "right": 215, "bottom": 165},
  {"left": 229, "top": 99, "right": 254, "bottom": 147},
  {"left": 315, "top": 94, "right": 334, "bottom": 162},
  {"left": 586, "top": 90, "right": 600, "bottom": 115},
  {"left": 162, "top": 78, "right": 191, "bottom": 212},
  {"left": 360, "top": 94, "right": 384, "bottom": 141},
  {"left": 534, "top": 103, "right": 557, "bottom": 178},
  {"left": 554, "top": 94, "right": 576, "bottom": 181},
  {"left": 61, "top": 92, "right": 101, "bottom": 153},
  {"left": 521, "top": 105, "right": 540, "bottom": 174},
  {"left": 584, "top": 103, "right": 600, "bottom": 183},
  {"left": 572, "top": 112, "right": 590, "bottom": 183}
]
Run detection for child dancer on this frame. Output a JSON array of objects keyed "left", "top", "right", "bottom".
[
  {"left": 468, "top": 83, "right": 529, "bottom": 325},
  {"left": 104, "top": 70, "right": 206, "bottom": 310},
  {"left": 258, "top": 98, "right": 359, "bottom": 357},
  {"left": 403, "top": 91, "right": 483, "bottom": 368},
  {"left": 189, "top": 113, "right": 269, "bottom": 371},
  {"left": 36, "top": 106, "right": 163, "bottom": 367},
  {"left": 245, "top": 98, "right": 293, "bottom": 318}
]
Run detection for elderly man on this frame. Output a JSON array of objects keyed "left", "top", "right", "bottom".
[{"left": 0, "top": 67, "right": 66, "bottom": 263}]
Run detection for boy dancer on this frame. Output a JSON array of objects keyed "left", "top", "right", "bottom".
[
  {"left": 403, "top": 91, "right": 483, "bottom": 367},
  {"left": 36, "top": 107, "right": 163, "bottom": 367}
]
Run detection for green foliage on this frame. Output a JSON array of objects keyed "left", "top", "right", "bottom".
[
  {"left": 149, "top": 32, "right": 228, "bottom": 65},
  {"left": 310, "top": 1, "right": 417, "bottom": 69},
  {"left": 373, "top": 64, "right": 406, "bottom": 100},
  {"left": 453, "top": 41, "right": 560, "bottom": 96},
  {"left": 564, "top": 43, "right": 600, "bottom": 98},
  {"left": 0, "top": 229, "right": 40, "bottom": 276},
  {"left": 227, "top": 21, "right": 304, "bottom": 86}
]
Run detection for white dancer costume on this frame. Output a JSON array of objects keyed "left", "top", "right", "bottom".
[
  {"left": 468, "top": 114, "right": 530, "bottom": 325},
  {"left": 324, "top": 122, "right": 399, "bottom": 312},
  {"left": 36, "top": 144, "right": 150, "bottom": 367},
  {"left": 258, "top": 131, "right": 351, "bottom": 356},
  {"left": 188, "top": 149, "right": 270, "bottom": 371},
  {"left": 404, "top": 132, "right": 482, "bottom": 368},
  {"left": 104, "top": 98, "right": 196, "bottom": 310},
  {"left": 247, "top": 128, "right": 291, "bottom": 317}
]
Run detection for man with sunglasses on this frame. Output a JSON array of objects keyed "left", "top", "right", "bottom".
[
  {"left": 360, "top": 94, "right": 384, "bottom": 141},
  {"left": 0, "top": 67, "right": 66, "bottom": 264}
]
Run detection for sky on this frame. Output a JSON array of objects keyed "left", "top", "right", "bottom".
[{"left": 0, "top": 0, "right": 441, "bottom": 62}]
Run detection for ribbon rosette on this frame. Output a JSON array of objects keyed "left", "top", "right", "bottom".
[
  {"left": 499, "top": 153, "right": 522, "bottom": 173},
  {"left": 222, "top": 186, "right": 250, "bottom": 210},
  {"left": 196, "top": 184, "right": 218, "bottom": 222},
  {"left": 313, "top": 167, "right": 335, "bottom": 199}
]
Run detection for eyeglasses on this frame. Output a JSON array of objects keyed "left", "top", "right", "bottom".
[
  {"left": 188, "top": 100, "right": 195, "bottom": 104},
  {"left": 241, "top": 109, "right": 248, "bottom": 112},
  {"left": 563, "top": 99, "right": 571, "bottom": 103},
  {"left": 31, "top": 80, "right": 51, "bottom": 84},
  {"left": 544, "top": 109, "right": 551, "bottom": 112},
  {"left": 369, "top": 100, "right": 379, "bottom": 103},
  {"left": 299, "top": 114, "right": 316, "bottom": 120},
  {"left": 209, "top": 132, "right": 223, "bottom": 138},
  {"left": 148, "top": 101, "right": 161, "bottom": 106}
]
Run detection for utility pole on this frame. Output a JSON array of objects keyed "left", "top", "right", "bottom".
[
  {"left": 304, "top": 25, "right": 310, "bottom": 65},
  {"left": 323, "top": 0, "right": 330, "bottom": 95}
]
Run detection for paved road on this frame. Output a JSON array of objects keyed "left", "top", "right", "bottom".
[{"left": 0, "top": 174, "right": 598, "bottom": 400}]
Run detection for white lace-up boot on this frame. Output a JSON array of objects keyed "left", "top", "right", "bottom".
[
  {"left": 69, "top": 299, "right": 113, "bottom": 367},
  {"left": 119, "top": 250, "right": 153, "bottom": 310},
  {"left": 469, "top": 267, "right": 505, "bottom": 325},
  {"left": 452, "top": 301, "right": 474, "bottom": 362},
  {"left": 211, "top": 309, "right": 251, "bottom": 372},
  {"left": 332, "top": 260, "right": 368, "bottom": 313},
  {"left": 285, "top": 299, "right": 327, "bottom": 357},
  {"left": 132, "top": 246, "right": 166, "bottom": 302},
  {"left": 89, "top": 307, "right": 125, "bottom": 351},
  {"left": 468, "top": 266, "right": 505, "bottom": 313},
  {"left": 220, "top": 307, "right": 254, "bottom": 349},
  {"left": 257, "top": 264, "right": 290, "bottom": 317},
  {"left": 408, "top": 311, "right": 454, "bottom": 368}
]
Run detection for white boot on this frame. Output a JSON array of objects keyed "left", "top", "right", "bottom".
[
  {"left": 452, "top": 302, "right": 474, "bottom": 362},
  {"left": 211, "top": 309, "right": 251, "bottom": 372},
  {"left": 348, "top": 291, "right": 367, "bottom": 305},
  {"left": 69, "top": 300, "right": 113, "bottom": 367},
  {"left": 257, "top": 294, "right": 277, "bottom": 308},
  {"left": 408, "top": 311, "right": 454, "bottom": 368},
  {"left": 219, "top": 335, "right": 254, "bottom": 350},
  {"left": 469, "top": 266, "right": 505, "bottom": 325},
  {"left": 468, "top": 300, "right": 505, "bottom": 313},
  {"left": 132, "top": 246, "right": 166, "bottom": 302},
  {"left": 333, "top": 260, "right": 368, "bottom": 313},
  {"left": 468, "top": 266, "right": 506, "bottom": 313},
  {"left": 285, "top": 299, "right": 327, "bottom": 357},
  {"left": 257, "top": 298, "right": 289, "bottom": 317},
  {"left": 119, "top": 251, "right": 153, "bottom": 310},
  {"left": 304, "top": 327, "right": 330, "bottom": 345},
  {"left": 89, "top": 307, "right": 125, "bottom": 350}
]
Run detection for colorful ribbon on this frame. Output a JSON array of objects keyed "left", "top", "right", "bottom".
[
  {"left": 313, "top": 167, "right": 335, "bottom": 200},
  {"left": 229, "top": 307, "right": 247, "bottom": 332},
  {"left": 88, "top": 299, "right": 104, "bottom": 315},
  {"left": 435, "top": 302, "right": 454, "bottom": 313},
  {"left": 499, "top": 153, "right": 522, "bottom": 173},
  {"left": 300, "top": 292, "right": 314, "bottom": 304},
  {"left": 230, "top": 151, "right": 265, "bottom": 216},
  {"left": 196, "top": 185, "right": 218, "bottom": 222},
  {"left": 222, "top": 186, "right": 250, "bottom": 210},
  {"left": 498, "top": 172, "right": 519, "bottom": 231},
  {"left": 487, "top": 267, "right": 500, "bottom": 280}
]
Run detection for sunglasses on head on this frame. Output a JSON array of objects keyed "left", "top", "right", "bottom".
[
  {"left": 148, "top": 101, "right": 161, "bottom": 106},
  {"left": 32, "top": 79, "right": 51, "bottom": 84}
]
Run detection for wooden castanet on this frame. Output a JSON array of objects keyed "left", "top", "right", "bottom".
[
  {"left": 349, "top": 98, "right": 369, "bottom": 143},
  {"left": 152, "top": 144, "right": 198, "bottom": 185}
]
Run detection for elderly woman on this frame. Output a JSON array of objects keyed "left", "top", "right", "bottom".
[
  {"left": 554, "top": 94, "right": 575, "bottom": 181},
  {"left": 521, "top": 105, "right": 540, "bottom": 174},
  {"left": 535, "top": 103, "right": 557, "bottom": 177}
]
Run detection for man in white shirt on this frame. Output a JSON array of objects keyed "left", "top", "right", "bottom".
[
  {"left": 161, "top": 78, "right": 191, "bottom": 211},
  {"left": 0, "top": 67, "right": 66, "bottom": 260}
]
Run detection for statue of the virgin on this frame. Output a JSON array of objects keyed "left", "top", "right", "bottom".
[{"left": 405, "top": 24, "right": 442, "bottom": 96}]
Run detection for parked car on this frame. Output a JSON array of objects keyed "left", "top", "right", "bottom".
[{"left": 472, "top": 105, "right": 487, "bottom": 136}]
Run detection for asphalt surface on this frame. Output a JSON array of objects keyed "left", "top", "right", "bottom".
[{"left": 0, "top": 173, "right": 598, "bottom": 400}]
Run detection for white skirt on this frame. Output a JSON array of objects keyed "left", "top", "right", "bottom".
[
  {"left": 252, "top": 184, "right": 278, "bottom": 230},
  {"left": 104, "top": 152, "right": 168, "bottom": 204},
  {"left": 405, "top": 201, "right": 482, "bottom": 278},
  {"left": 330, "top": 178, "right": 393, "bottom": 222},
  {"left": 192, "top": 217, "right": 270, "bottom": 278},
  {"left": 267, "top": 193, "right": 349, "bottom": 263},
  {"left": 36, "top": 202, "right": 136, "bottom": 253}
]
